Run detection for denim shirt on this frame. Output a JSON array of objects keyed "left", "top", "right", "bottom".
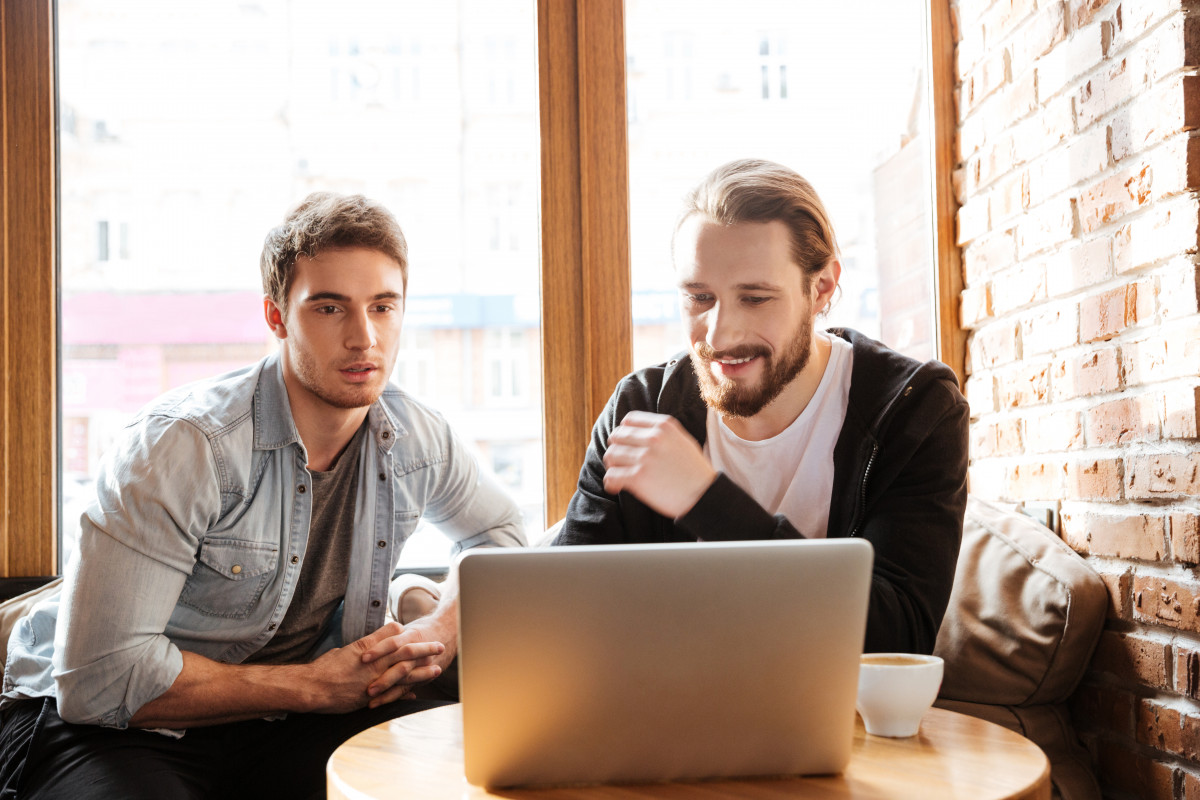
[{"left": 1, "top": 354, "right": 525, "bottom": 728}]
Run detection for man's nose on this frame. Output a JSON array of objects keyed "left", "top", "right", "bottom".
[
  {"left": 345, "top": 309, "right": 377, "bottom": 351},
  {"left": 704, "top": 303, "right": 742, "bottom": 352}
]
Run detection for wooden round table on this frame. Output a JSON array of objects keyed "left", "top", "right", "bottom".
[{"left": 327, "top": 704, "right": 1050, "bottom": 799}]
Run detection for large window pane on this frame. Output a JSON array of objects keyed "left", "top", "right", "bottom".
[
  {"left": 626, "top": 0, "right": 936, "bottom": 368},
  {"left": 58, "top": 0, "right": 542, "bottom": 569}
]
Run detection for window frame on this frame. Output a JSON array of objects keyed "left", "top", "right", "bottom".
[{"left": 0, "top": 0, "right": 962, "bottom": 577}]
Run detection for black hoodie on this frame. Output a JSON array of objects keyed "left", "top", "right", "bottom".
[{"left": 554, "top": 327, "right": 970, "bottom": 655}]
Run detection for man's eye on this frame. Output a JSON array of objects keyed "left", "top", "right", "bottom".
[
  {"left": 373, "top": 305, "right": 394, "bottom": 313},
  {"left": 744, "top": 296, "right": 771, "bottom": 306},
  {"left": 684, "top": 293, "right": 713, "bottom": 305},
  {"left": 317, "top": 305, "right": 340, "bottom": 314}
]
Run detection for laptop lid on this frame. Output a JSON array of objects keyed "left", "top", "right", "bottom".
[{"left": 457, "top": 538, "right": 873, "bottom": 788}]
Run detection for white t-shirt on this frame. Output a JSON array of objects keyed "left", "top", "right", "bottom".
[{"left": 703, "top": 334, "right": 853, "bottom": 539}]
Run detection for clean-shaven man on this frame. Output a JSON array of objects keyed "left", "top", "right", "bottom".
[
  {"left": 555, "top": 159, "right": 968, "bottom": 654},
  {"left": 0, "top": 193, "right": 525, "bottom": 799}
]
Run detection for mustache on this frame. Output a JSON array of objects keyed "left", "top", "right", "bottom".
[{"left": 692, "top": 343, "right": 769, "bottom": 362}]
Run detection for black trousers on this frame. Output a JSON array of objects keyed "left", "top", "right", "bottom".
[{"left": 0, "top": 697, "right": 453, "bottom": 800}]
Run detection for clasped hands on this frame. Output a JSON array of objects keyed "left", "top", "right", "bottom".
[
  {"left": 306, "top": 618, "right": 452, "bottom": 713},
  {"left": 601, "top": 410, "right": 717, "bottom": 519}
]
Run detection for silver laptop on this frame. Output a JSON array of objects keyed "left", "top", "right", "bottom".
[{"left": 456, "top": 538, "right": 873, "bottom": 789}]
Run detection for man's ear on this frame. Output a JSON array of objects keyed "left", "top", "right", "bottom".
[
  {"left": 812, "top": 259, "right": 842, "bottom": 314},
  {"left": 264, "top": 296, "right": 288, "bottom": 340}
]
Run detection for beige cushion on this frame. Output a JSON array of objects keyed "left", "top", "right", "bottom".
[
  {"left": 934, "top": 496, "right": 1107, "bottom": 707},
  {"left": 0, "top": 577, "right": 63, "bottom": 678}
]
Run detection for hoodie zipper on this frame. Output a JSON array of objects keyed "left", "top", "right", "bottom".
[{"left": 850, "top": 442, "right": 879, "bottom": 538}]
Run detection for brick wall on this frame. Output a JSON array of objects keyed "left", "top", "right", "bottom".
[{"left": 952, "top": 0, "right": 1200, "bottom": 796}]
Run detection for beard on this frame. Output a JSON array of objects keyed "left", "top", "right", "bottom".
[
  {"left": 690, "top": 315, "right": 813, "bottom": 419},
  {"left": 289, "top": 344, "right": 386, "bottom": 410}
]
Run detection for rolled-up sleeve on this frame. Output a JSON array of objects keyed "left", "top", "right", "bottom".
[{"left": 53, "top": 415, "right": 219, "bottom": 727}]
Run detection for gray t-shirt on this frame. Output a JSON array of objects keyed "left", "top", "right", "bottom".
[{"left": 245, "top": 423, "right": 365, "bottom": 664}]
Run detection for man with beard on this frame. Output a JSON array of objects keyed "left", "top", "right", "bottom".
[
  {"left": 554, "top": 160, "right": 968, "bottom": 654},
  {"left": 0, "top": 193, "right": 525, "bottom": 799}
]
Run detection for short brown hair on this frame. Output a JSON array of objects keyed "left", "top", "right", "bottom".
[
  {"left": 260, "top": 192, "right": 409, "bottom": 311},
  {"left": 675, "top": 159, "right": 840, "bottom": 282}
]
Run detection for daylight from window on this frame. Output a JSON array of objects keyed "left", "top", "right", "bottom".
[
  {"left": 625, "top": 0, "right": 936, "bottom": 369},
  {"left": 58, "top": 0, "right": 542, "bottom": 568},
  {"left": 59, "top": 0, "right": 936, "bottom": 569}
]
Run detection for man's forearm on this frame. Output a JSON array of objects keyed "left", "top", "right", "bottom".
[{"left": 128, "top": 651, "right": 313, "bottom": 729}]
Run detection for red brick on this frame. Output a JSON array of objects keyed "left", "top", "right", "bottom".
[
  {"left": 1123, "top": 326, "right": 1200, "bottom": 387},
  {"left": 1137, "top": 699, "right": 1190, "bottom": 757},
  {"left": 1127, "top": 453, "right": 1200, "bottom": 500},
  {"left": 1126, "top": 76, "right": 1200, "bottom": 152},
  {"left": 971, "top": 417, "right": 1024, "bottom": 459},
  {"left": 1173, "top": 513, "right": 1200, "bottom": 564},
  {"left": 957, "top": 11, "right": 985, "bottom": 81},
  {"left": 1006, "top": 460, "right": 1064, "bottom": 499},
  {"left": 1079, "top": 284, "right": 1141, "bottom": 342},
  {"left": 963, "top": 48, "right": 1009, "bottom": 115},
  {"left": 1137, "top": 700, "right": 1200, "bottom": 763},
  {"left": 1078, "top": 163, "right": 1154, "bottom": 234},
  {"left": 960, "top": 284, "right": 992, "bottom": 328},
  {"left": 963, "top": 231, "right": 1017, "bottom": 284},
  {"left": 1025, "top": 409, "right": 1082, "bottom": 452},
  {"left": 1019, "top": 303, "right": 1078, "bottom": 356},
  {"left": 1002, "top": 66, "right": 1038, "bottom": 123},
  {"left": 1091, "top": 630, "right": 1171, "bottom": 689},
  {"left": 1160, "top": 260, "right": 1200, "bottom": 319},
  {"left": 1066, "top": 457, "right": 1124, "bottom": 499},
  {"left": 1177, "top": 643, "right": 1200, "bottom": 699},
  {"left": 1067, "top": 0, "right": 1109, "bottom": 30},
  {"left": 1113, "top": 197, "right": 1200, "bottom": 274},
  {"left": 982, "top": 0, "right": 1038, "bottom": 46},
  {"left": 1163, "top": 387, "right": 1200, "bottom": 440},
  {"left": 1134, "top": 575, "right": 1200, "bottom": 633},
  {"left": 973, "top": 322, "right": 1019, "bottom": 368},
  {"left": 957, "top": 195, "right": 991, "bottom": 245},
  {"left": 1045, "top": 237, "right": 1111, "bottom": 296},
  {"left": 1016, "top": 197, "right": 1075, "bottom": 258},
  {"left": 1186, "top": 770, "right": 1200, "bottom": 800},
  {"left": 1093, "top": 740, "right": 1175, "bottom": 800},
  {"left": 1096, "top": 568, "right": 1134, "bottom": 620},
  {"left": 1070, "top": 683, "right": 1135, "bottom": 736},
  {"left": 1011, "top": 1, "right": 1066, "bottom": 72},
  {"left": 992, "top": 169, "right": 1028, "bottom": 224},
  {"left": 1105, "top": 0, "right": 1179, "bottom": 58},
  {"left": 992, "top": 262, "right": 1046, "bottom": 315},
  {"left": 1012, "top": 94, "right": 1075, "bottom": 162},
  {"left": 1077, "top": 55, "right": 1134, "bottom": 129},
  {"left": 1061, "top": 510, "right": 1165, "bottom": 559},
  {"left": 1052, "top": 347, "right": 1121, "bottom": 400},
  {"left": 998, "top": 361, "right": 1051, "bottom": 407},
  {"left": 1140, "top": 15, "right": 1197, "bottom": 86},
  {"left": 1085, "top": 394, "right": 1160, "bottom": 445},
  {"left": 965, "top": 373, "right": 997, "bottom": 416},
  {"left": 1027, "top": 127, "right": 1108, "bottom": 209}
]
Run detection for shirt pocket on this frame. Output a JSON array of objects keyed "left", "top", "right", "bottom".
[
  {"left": 178, "top": 538, "right": 279, "bottom": 620},
  {"left": 394, "top": 509, "right": 421, "bottom": 551}
]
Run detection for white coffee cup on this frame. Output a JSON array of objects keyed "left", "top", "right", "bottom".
[{"left": 855, "top": 653, "right": 944, "bottom": 737}]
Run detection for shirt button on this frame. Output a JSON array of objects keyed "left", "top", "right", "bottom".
[
  {"left": 378, "top": 472, "right": 386, "bottom": 481},
  {"left": 231, "top": 564, "right": 242, "bottom": 575},
  {"left": 377, "top": 540, "right": 387, "bottom": 548},
  {"left": 268, "top": 623, "right": 276, "bottom": 631},
  {"left": 371, "top": 600, "right": 381, "bottom": 608},
  {"left": 297, "top": 484, "right": 307, "bottom": 494},
  {"left": 290, "top": 555, "right": 299, "bottom": 565},
  {"left": 381, "top": 431, "right": 391, "bottom": 440}
]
